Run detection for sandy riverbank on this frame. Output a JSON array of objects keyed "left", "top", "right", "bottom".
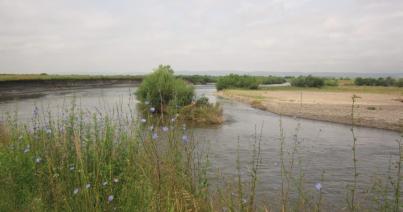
[{"left": 217, "top": 89, "right": 403, "bottom": 132}]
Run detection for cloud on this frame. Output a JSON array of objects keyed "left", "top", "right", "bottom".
[{"left": 0, "top": 0, "right": 402, "bottom": 73}]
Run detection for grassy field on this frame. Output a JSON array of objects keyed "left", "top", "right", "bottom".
[{"left": 260, "top": 85, "right": 403, "bottom": 94}]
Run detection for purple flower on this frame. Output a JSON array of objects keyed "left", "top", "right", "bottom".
[
  {"left": 73, "top": 188, "right": 79, "bottom": 195},
  {"left": 182, "top": 135, "right": 189, "bottom": 143},
  {"left": 140, "top": 118, "right": 146, "bottom": 123},
  {"left": 108, "top": 195, "right": 114, "bottom": 202},
  {"left": 150, "top": 107, "right": 156, "bottom": 113},
  {"left": 162, "top": 126, "right": 169, "bottom": 132},
  {"left": 152, "top": 132, "right": 158, "bottom": 140},
  {"left": 315, "top": 182, "right": 322, "bottom": 191}
]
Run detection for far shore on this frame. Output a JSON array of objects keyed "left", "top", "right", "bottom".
[{"left": 217, "top": 88, "right": 403, "bottom": 132}]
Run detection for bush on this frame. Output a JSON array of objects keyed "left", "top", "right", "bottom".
[
  {"left": 178, "top": 75, "right": 217, "bottom": 84},
  {"left": 396, "top": 78, "right": 403, "bottom": 87},
  {"left": 259, "top": 76, "right": 286, "bottom": 85},
  {"left": 216, "top": 74, "right": 259, "bottom": 90},
  {"left": 354, "top": 77, "right": 396, "bottom": 87},
  {"left": 135, "top": 65, "right": 194, "bottom": 111},
  {"left": 291, "top": 75, "right": 325, "bottom": 88},
  {"left": 324, "top": 79, "right": 339, "bottom": 86}
]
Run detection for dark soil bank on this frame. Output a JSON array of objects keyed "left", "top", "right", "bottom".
[{"left": 0, "top": 79, "right": 141, "bottom": 101}]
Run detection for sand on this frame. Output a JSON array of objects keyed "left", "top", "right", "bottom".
[{"left": 217, "top": 90, "right": 403, "bottom": 132}]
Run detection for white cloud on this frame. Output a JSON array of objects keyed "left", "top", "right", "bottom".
[{"left": 0, "top": 0, "right": 402, "bottom": 74}]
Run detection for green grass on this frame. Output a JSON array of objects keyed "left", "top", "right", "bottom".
[
  {"left": 0, "top": 100, "right": 402, "bottom": 211},
  {"left": 259, "top": 85, "right": 403, "bottom": 94}
]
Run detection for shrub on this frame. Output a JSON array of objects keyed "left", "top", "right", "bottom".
[
  {"left": 396, "top": 78, "right": 403, "bottom": 87},
  {"left": 135, "top": 65, "right": 194, "bottom": 111},
  {"left": 354, "top": 77, "right": 396, "bottom": 87},
  {"left": 291, "top": 75, "right": 325, "bottom": 88},
  {"left": 324, "top": 79, "right": 339, "bottom": 86},
  {"left": 216, "top": 74, "right": 259, "bottom": 90},
  {"left": 178, "top": 75, "right": 217, "bottom": 84},
  {"left": 259, "top": 76, "right": 286, "bottom": 85}
]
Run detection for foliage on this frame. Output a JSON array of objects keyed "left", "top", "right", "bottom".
[
  {"left": 178, "top": 75, "right": 217, "bottom": 85},
  {"left": 258, "top": 76, "right": 287, "bottom": 85},
  {"left": 291, "top": 75, "right": 325, "bottom": 88},
  {"left": 396, "top": 78, "right": 403, "bottom": 87},
  {"left": 135, "top": 65, "right": 194, "bottom": 111},
  {"left": 324, "top": 79, "right": 339, "bottom": 86},
  {"left": 216, "top": 74, "right": 259, "bottom": 90},
  {"left": 179, "top": 103, "right": 223, "bottom": 125},
  {"left": 354, "top": 77, "right": 396, "bottom": 87}
]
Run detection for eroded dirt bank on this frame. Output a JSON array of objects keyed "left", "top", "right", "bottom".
[{"left": 0, "top": 79, "right": 141, "bottom": 100}]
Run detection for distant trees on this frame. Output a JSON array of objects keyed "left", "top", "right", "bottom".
[
  {"left": 291, "top": 75, "right": 325, "bottom": 88},
  {"left": 216, "top": 74, "right": 259, "bottom": 90},
  {"left": 178, "top": 75, "right": 217, "bottom": 84},
  {"left": 354, "top": 77, "right": 397, "bottom": 87},
  {"left": 259, "top": 76, "right": 287, "bottom": 85}
]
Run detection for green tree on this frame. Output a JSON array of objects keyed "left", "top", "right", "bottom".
[{"left": 135, "top": 65, "right": 194, "bottom": 112}]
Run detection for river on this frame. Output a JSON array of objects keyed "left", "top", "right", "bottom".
[{"left": 0, "top": 84, "right": 401, "bottom": 210}]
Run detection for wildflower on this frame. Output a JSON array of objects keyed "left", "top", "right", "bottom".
[
  {"left": 144, "top": 100, "right": 149, "bottom": 105},
  {"left": 23, "top": 146, "right": 30, "bottom": 154},
  {"left": 140, "top": 118, "right": 146, "bottom": 123},
  {"left": 45, "top": 128, "right": 52, "bottom": 134},
  {"left": 18, "top": 135, "right": 23, "bottom": 141},
  {"left": 242, "top": 198, "right": 247, "bottom": 204},
  {"left": 108, "top": 195, "right": 114, "bottom": 202},
  {"left": 182, "top": 135, "right": 189, "bottom": 143},
  {"left": 162, "top": 126, "right": 169, "bottom": 132},
  {"left": 102, "top": 181, "right": 108, "bottom": 186},
  {"left": 149, "top": 107, "right": 156, "bottom": 113},
  {"left": 69, "top": 165, "right": 75, "bottom": 171},
  {"left": 171, "top": 118, "right": 176, "bottom": 122},
  {"left": 182, "top": 124, "right": 186, "bottom": 130},
  {"left": 113, "top": 178, "right": 119, "bottom": 183},
  {"left": 315, "top": 182, "right": 322, "bottom": 191},
  {"left": 86, "top": 183, "right": 91, "bottom": 189},
  {"left": 73, "top": 188, "right": 80, "bottom": 195},
  {"left": 35, "top": 157, "right": 42, "bottom": 163},
  {"left": 152, "top": 132, "right": 158, "bottom": 140}
]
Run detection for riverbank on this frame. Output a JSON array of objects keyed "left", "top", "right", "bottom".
[
  {"left": 0, "top": 79, "right": 141, "bottom": 100},
  {"left": 217, "top": 88, "right": 403, "bottom": 132}
]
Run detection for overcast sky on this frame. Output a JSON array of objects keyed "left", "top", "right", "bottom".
[{"left": 1, "top": 0, "right": 403, "bottom": 74}]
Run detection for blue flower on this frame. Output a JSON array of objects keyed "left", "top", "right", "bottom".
[
  {"left": 152, "top": 132, "right": 158, "bottom": 140},
  {"left": 162, "top": 126, "right": 169, "bottom": 132},
  {"left": 315, "top": 182, "right": 322, "bottom": 191},
  {"left": 150, "top": 107, "right": 156, "bottom": 113},
  {"left": 108, "top": 195, "right": 114, "bottom": 202},
  {"left": 182, "top": 135, "right": 189, "bottom": 143}
]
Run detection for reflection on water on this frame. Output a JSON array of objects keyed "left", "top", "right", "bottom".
[{"left": 0, "top": 85, "right": 401, "bottom": 209}]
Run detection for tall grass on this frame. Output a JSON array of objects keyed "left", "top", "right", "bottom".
[{"left": 0, "top": 97, "right": 402, "bottom": 211}]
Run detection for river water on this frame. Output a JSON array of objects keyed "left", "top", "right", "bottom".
[{"left": 0, "top": 85, "right": 401, "bottom": 210}]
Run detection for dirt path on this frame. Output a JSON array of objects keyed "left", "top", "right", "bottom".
[{"left": 217, "top": 89, "right": 403, "bottom": 132}]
